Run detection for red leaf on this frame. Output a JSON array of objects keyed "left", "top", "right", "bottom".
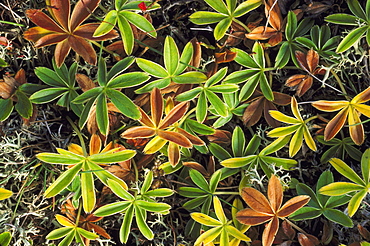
[{"left": 138, "top": 2, "right": 148, "bottom": 11}]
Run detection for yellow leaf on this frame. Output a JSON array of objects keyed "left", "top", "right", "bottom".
[{"left": 0, "top": 188, "right": 12, "bottom": 200}]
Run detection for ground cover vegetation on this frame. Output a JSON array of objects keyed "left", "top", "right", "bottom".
[{"left": 1, "top": 0, "right": 370, "bottom": 245}]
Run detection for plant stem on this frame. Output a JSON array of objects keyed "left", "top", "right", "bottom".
[
  {"left": 330, "top": 68, "right": 350, "bottom": 100},
  {"left": 67, "top": 116, "right": 87, "bottom": 157},
  {"left": 75, "top": 201, "right": 83, "bottom": 226},
  {"left": 90, "top": 40, "right": 117, "bottom": 57},
  {"left": 213, "top": 191, "right": 240, "bottom": 195},
  {"left": 233, "top": 19, "right": 251, "bottom": 32}
]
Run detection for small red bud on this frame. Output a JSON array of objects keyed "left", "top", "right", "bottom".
[{"left": 138, "top": 2, "right": 147, "bottom": 11}]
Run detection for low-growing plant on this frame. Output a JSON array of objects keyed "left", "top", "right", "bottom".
[
  {"left": 94, "top": 171, "right": 173, "bottom": 243},
  {"left": 290, "top": 170, "right": 353, "bottom": 227},
  {"left": 317, "top": 135, "right": 362, "bottom": 163},
  {"left": 319, "top": 148, "right": 370, "bottom": 217},
  {"left": 23, "top": 0, "right": 118, "bottom": 66},
  {"left": 191, "top": 196, "right": 251, "bottom": 246}
]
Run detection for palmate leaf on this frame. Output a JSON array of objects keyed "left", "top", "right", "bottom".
[
  {"left": 236, "top": 175, "right": 309, "bottom": 246},
  {"left": 24, "top": 0, "right": 118, "bottom": 66},
  {"left": 189, "top": 0, "right": 262, "bottom": 40}
]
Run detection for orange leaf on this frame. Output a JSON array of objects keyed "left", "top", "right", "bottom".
[
  {"left": 121, "top": 126, "right": 156, "bottom": 139},
  {"left": 168, "top": 142, "right": 180, "bottom": 166},
  {"left": 151, "top": 88, "right": 163, "bottom": 126},
  {"left": 88, "top": 223, "right": 111, "bottom": 239},
  {"left": 69, "top": 0, "right": 100, "bottom": 31},
  {"left": 139, "top": 108, "right": 155, "bottom": 128},
  {"left": 296, "top": 76, "right": 313, "bottom": 97},
  {"left": 243, "top": 97, "right": 264, "bottom": 127},
  {"left": 277, "top": 195, "right": 310, "bottom": 217},
  {"left": 240, "top": 187, "right": 273, "bottom": 214},
  {"left": 159, "top": 101, "right": 189, "bottom": 129},
  {"left": 311, "top": 101, "right": 348, "bottom": 112},
  {"left": 262, "top": 216, "right": 279, "bottom": 246},
  {"left": 47, "top": 0, "right": 70, "bottom": 30},
  {"left": 157, "top": 130, "right": 192, "bottom": 148},
  {"left": 352, "top": 86, "right": 370, "bottom": 104},
  {"left": 265, "top": 0, "right": 282, "bottom": 31},
  {"left": 245, "top": 26, "right": 278, "bottom": 40},
  {"left": 54, "top": 39, "right": 71, "bottom": 66},
  {"left": 177, "top": 127, "right": 205, "bottom": 146},
  {"left": 285, "top": 74, "right": 306, "bottom": 87},
  {"left": 25, "top": 9, "right": 64, "bottom": 33},
  {"left": 89, "top": 134, "right": 102, "bottom": 155},
  {"left": 69, "top": 35, "right": 97, "bottom": 65},
  {"left": 348, "top": 106, "right": 364, "bottom": 145},
  {"left": 306, "top": 49, "right": 319, "bottom": 72},
  {"left": 268, "top": 175, "right": 283, "bottom": 213},
  {"left": 236, "top": 208, "right": 273, "bottom": 225},
  {"left": 323, "top": 107, "right": 348, "bottom": 141},
  {"left": 76, "top": 73, "right": 96, "bottom": 92}
]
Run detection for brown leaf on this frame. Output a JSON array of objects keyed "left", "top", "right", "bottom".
[
  {"left": 296, "top": 77, "right": 313, "bottom": 97},
  {"left": 282, "top": 220, "right": 295, "bottom": 240},
  {"left": 323, "top": 107, "right": 348, "bottom": 141},
  {"left": 306, "top": 49, "right": 319, "bottom": 72},
  {"left": 189, "top": 37, "right": 201, "bottom": 70},
  {"left": 207, "top": 129, "right": 231, "bottom": 144},
  {"left": 76, "top": 73, "right": 95, "bottom": 92},
  {"left": 286, "top": 74, "right": 306, "bottom": 87},
  {"left": 215, "top": 49, "right": 237, "bottom": 64},
  {"left": 246, "top": 26, "right": 278, "bottom": 40},
  {"left": 262, "top": 216, "right": 279, "bottom": 246},
  {"left": 277, "top": 195, "right": 310, "bottom": 217},
  {"left": 89, "top": 134, "right": 102, "bottom": 155},
  {"left": 183, "top": 162, "right": 209, "bottom": 176},
  {"left": 268, "top": 32, "right": 282, "bottom": 47},
  {"left": 264, "top": 100, "right": 280, "bottom": 127},
  {"left": 158, "top": 101, "right": 189, "bottom": 129},
  {"left": 273, "top": 92, "right": 291, "bottom": 105},
  {"left": 348, "top": 107, "right": 364, "bottom": 145},
  {"left": 265, "top": 0, "right": 283, "bottom": 31},
  {"left": 268, "top": 175, "right": 283, "bottom": 213},
  {"left": 236, "top": 208, "right": 274, "bottom": 225},
  {"left": 297, "top": 233, "right": 320, "bottom": 246},
  {"left": 168, "top": 141, "right": 180, "bottom": 166},
  {"left": 157, "top": 130, "right": 192, "bottom": 148},
  {"left": 243, "top": 97, "right": 264, "bottom": 127},
  {"left": 358, "top": 224, "right": 370, "bottom": 241},
  {"left": 295, "top": 51, "right": 309, "bottom": 71},
  {"left": 240, "top": 187, "right": 274, "bottom": 214},
  {"left": 47, "top": 0, "right": 70, "bottom": 30},
  {"left": 121, "top": 126, "right": 156, "bottom": 139},
  {"left": 69, "top": 0, "right": 100, "bottom": 30},
  {"left": 177, "top": 127, "right": 205, "bottom": 146},
  {"left": 139, "top": 108, "right": 155, "bottom": 128},
  {"left": 151, "top": 87, "right": 163, "bottom": 126}
]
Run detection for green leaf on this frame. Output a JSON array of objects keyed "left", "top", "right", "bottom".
[
  {"left": 171, "top": 71, "right": 207, "bottom": 84},
  {"left": 221, "top": 156, "right": 256, "bottom": 168},
  {"left": 205, "top": 91, "right": 227, "bottom": 117},
  {"left": 76, "top": 227, "right": 98, "bottom": 240},
  {"left": 260, "top": 136, "right": 290, "bottom": 155},
  {"left": 190, "top": 169, "right": 210, "bottom": 192},
  {"left": 176, "top": 42, "right": 194, "bottom": 74},
  {"left": 232, "top": 126, "right": 245, "bottom": 157},
  {"left": 223, "top": 69, "right": 259, "bottom": 84},
  {"left": 176, "top": 87, "right": 202, "bottom": 101},
  {"left": 285, "top": 11, "right": 297, "bottom": 40},
  {"left": 107, "top": 179, "right": 134, "bottom": 200},
  {"left": 238, "top": 73, "right": 260, "bottom": 101},
  {"left": 225, "top": 225, "right": 251, "bottom": 242},
  {"left": 336, "top": 26, "right": 368, "bottom": 53},
  {"left": 30, "top": 88, "right": 67, "bottom": 104},
  {"left": 214, "top": 17, "right": 232, "bottom": 40},
  {"left": 296, "top": 183, "right": 320, "bottom": 208},
  {"left": 189, "top": 11, "right": 227, "bottom": 25},
  {"left": 96, "top": 94, "right": 109, "bottom": 135},
  {"left": 184, "top": 119, "right": 215, "bottom": 135},
  {"left": 163, "top": 36, "right": 179, "bottom": 75},
  {"left": 204, "top": 0, "right": 228, "bottom": 14},
  {"left": 233, "top": 0, "right": 261, "bottom": 17},
  {"left": 183, "top": 196, "right": 208, "bottom": 210},
  {"left": 289, "top": 207, "right": 322, "bottom": 221},
  {"left": 14, "top": 90, "right": 32, "bottom": 119},
  {"left": 191, "top": 212, "right": 222, "bottom": 226},
  {"left": 136, "top": 200, "right": 171, "bottom": 212},
  {"left": 136, "top": 58, "right": 168, "bottom": 77},
  {"left": 46, "top": 227, "right": 74, "bottom": 240},
  {"left": 36, "top": 152, "right": 83, "bottom": 165},
  {"left": 107, "top": 56, "right": 135, "bottom": 81},
  {"left": 0, "top": 232, "right": 12, "bottom": 246},
  {"left": 325, "top": 194, "right": 351, "bottom": 208},
  {"left": 0, "top": 99, "right": 13, "bottom": 121},
  {"left": 348, "top": 189, "right": 368, "bottom": 217},
  {"left": 120, "top": 205, "right": 134, "bottom": 243},
  {"left": 316, "top": 170, "right": 334, "bottom": 206},
  {"left": 93, "top": 10, "right": 118, "bottom": 37},
  {"left": 209, "top": 170, "right": 222, "bottom": 193},
  {"left": 120, "top": 10, "right": 156, "bottom": 38},
  {"left": 329, "top": 158, "right": 366, "bottom": 185},
  {"left": 44, "top": 163, "right": 82, "bottom": 197},
  {"left": 97, "top": 57, "right": 107, "bottom": 87},
  {"left": 347, "top": 0, "right": 366, "bottom": 20},
  {"left": 209, "top": 143, "right": 232, "bottom": 161},
  {"left": 259, "top": 72, "right": 273, "bottom": 101},
  {"left": 72, "top": 87, "right": 102, "bottom": 104},
  {"left": 325, "top": 14, "right": 360, "bottom": 25},
  {"left": 81, "top": 163, "right": 96, "bottom": 213},
  {"left": 208, "top": 84, "right": 239, "bottom": 93},
  {"left": 361, "top": 148, "right": 370, "bottom": 183},
  {"left": 145, "top": 188, "right": 174, "bottom": 197},
  {"left": 275, "top": 41, "right": 290, "bottom": 68},
  {"left": 135, "top": 206, "right": 154, "bottom": 240},
  {"left": 319, "top": 182, "right": 364, "bottom": 196},
  {"left": 35, "top": 67, "right": 67, "bottom": 87},
  {"left": 106, "top": 89, "right": 141, "bottom": 119},
  {"left": 196, "top": 92, "right": 207, "bottom": 123},
  {"left": 94, "top": 201, "right": 131, "bottom": 217},
  {"left": 206, "top": 67, "right": 228, "bottom": 87},
  {"left": 141, "top": 171, "right": 153, "bottom": 194},
  {"left": 87, "top": 161, "right": 128, "bottom": 189},
  {"left": 0, "top": 58, "right": 8, "bottom": 68},
  {"left": 108, "top": 72, "right": 150, "bottom": 89},
  {"left": 323, "top": 208, "right": 353, "bottom": 227},
  {"left": 118, "top": 14, "right": 134, "bottom": 55},
  {"left": 89, "top": 149, "right": 136, "bottom": 164}
]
